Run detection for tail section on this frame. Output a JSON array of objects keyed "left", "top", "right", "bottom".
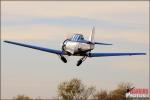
[
  {"left": 89, "top": 27, "right": 95, "bottom": 43},
  {"left": 95, "top": 42, "right": 112, "bottom": 45},
  {"left": 89, "top": 27, "right": 112, "bottom": 45}
]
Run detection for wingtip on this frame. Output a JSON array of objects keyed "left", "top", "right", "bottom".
[
  {"left": 4, "top": 40, "right": 6, "bottom": 42},
  {"left": 4, "top": 40, "right": 10, "bottom": 43},
  {"left": 138, "top": 53, "right": 146, "bottom": 55}
]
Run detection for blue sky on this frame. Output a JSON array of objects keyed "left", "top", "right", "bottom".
[{"left": 1, "top": 1, "right": 149, "bottom": 99}]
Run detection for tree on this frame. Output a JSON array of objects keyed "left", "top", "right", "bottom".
[
  {"left": 57, "top": 78, "right": 95, "bottom": 100},
  {"left": 93, "top": 90, "right": 108, "bottom": 100},
  {"left": 93, "top": 82, "right": 133, "bottom": 100},
  {"left": 13, "top": 94, "right": 32, "bottom": 100},
  {"left": 110, "top": 82, "right": 133, "bottom": 100}
]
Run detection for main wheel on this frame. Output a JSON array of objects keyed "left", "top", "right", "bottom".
[
  {"left": 61, "top": 56, "right": 67, "bottom": 63},
  {"left": 77, "top": 60, "right": 82, "bottom": 66}
]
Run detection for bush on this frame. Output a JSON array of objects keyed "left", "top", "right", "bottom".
[
  {"left": 58, "top": 78, "right": 95, "bottom": 100},
  {"left": 13, "top": 95, "right": 32, "bottom": 100}
]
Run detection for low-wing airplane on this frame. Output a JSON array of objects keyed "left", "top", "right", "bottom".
[{"left": 4, "top": 27, "right": 146, "bottom": 66}]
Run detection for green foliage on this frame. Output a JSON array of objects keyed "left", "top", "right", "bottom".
[{"left": 58, "top": 78, "right": 95, "bottom": 100}]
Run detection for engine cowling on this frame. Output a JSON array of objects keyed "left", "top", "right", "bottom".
[{"left": 62, "top": 39, "right": 69, "bottom": 51}]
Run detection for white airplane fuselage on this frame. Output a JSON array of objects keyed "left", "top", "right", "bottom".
[
  {"left": 63, "top": 40, "right": 94, "bottom": 55},
  {"left": 62, "top": 34, "right": 94, "bottom": 55}
]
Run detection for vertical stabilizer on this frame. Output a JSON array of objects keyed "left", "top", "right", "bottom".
[{"left": 89, "top": 27, "right": 95, "bottom": 43}]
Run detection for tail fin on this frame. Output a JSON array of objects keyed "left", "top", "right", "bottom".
[
  {"left": 89, "top": 27, "right": 95, "bottom": 43},
  {"left": 89, "top": 27, "right": 112, "bottom": 45}
]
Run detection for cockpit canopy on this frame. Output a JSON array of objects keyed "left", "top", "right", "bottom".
[{"left": 71, "top": 34, "right": 84, "bottom": 41}]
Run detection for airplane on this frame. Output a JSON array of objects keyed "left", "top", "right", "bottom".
[{"left": 4, "top": 27, "right": 146, "bottom": 66}]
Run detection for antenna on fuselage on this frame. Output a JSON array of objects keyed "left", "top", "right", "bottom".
[{"left": 89, "top": 27, "right": 95, "bottom": 43}]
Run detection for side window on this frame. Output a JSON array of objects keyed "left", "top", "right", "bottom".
[{"left": 81, "top": 35, "right": 84, "bottom": 40}]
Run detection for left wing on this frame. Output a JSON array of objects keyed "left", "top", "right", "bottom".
[
  {"left": 4, "top": 40, "right": 66, "bottom": 55},
  {"left": 88, "top": 53, "right": 146, "bottom": 57}
]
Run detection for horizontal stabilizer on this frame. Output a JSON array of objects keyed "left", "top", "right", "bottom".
[
  {"left": 94, "top": 42, "right": 112, "bottom": 45},
  {"left": 77, "top": 40, "right": 112, "bottom": 45}
]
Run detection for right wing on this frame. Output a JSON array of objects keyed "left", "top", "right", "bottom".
[
  {"left": 4, "top": 40, "right": 65, "bottom": 55},
  {"left": 88, "top": 52, "right": 146, "bottom": 57}
]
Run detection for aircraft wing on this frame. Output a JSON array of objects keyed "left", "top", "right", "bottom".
[
  {"left": 4, "top": 40, "right": 65, "bottom": 55},
  {"left": 88, "top": 53, "right": 146, "bottom": 57}
]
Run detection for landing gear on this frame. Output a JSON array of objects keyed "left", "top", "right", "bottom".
[
  {"left": 59, "top": 55, "right": 67, "bottom": 63},
  {"left": 76, "top": 56, "right": 87, "bottom": 66},
  {"left": 77, "top": 59, "right": 82, "bottom": 66}
]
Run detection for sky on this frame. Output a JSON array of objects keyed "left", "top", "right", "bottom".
[{"left": 1, "top": 1, "right": 149, "bottom": 99}]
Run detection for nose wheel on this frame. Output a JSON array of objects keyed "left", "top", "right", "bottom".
[{"left": 77, "top": 56, "right": 87, "bottom": 66}]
